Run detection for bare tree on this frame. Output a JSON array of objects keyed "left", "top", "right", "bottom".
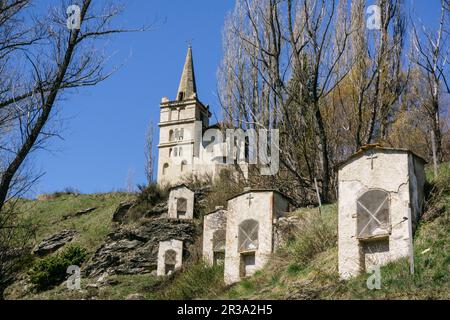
[
  {"left": 218, "top": 0, "right": 353, "bottom": 203},
  {"left": 125, "top": 168, "right": 136, "bottom": 193},
  {"left": 412, "top": 0, "right": 449, "bottom": 162},
  {"left": 144, "top": 121, "right": 155, "bottom": 184},
  {"left": 0, "top": 0, "right": 144, "bottom": 298}
]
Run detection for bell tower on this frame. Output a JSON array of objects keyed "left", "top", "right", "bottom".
[{"left": 157, "top": 46, "right": 211, "bottom": 186}]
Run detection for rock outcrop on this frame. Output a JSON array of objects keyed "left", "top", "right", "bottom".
[
  {"left": 111, "top": 201, "right": 135, "bottom": 223},
  {"left": 83, "top": 219, "right": 196, "bottom": 278},
  {"left": 273, "top": 215, "right": 302, "bottom": 248},
  {"left": 32, "top": 229, "right": 78, "bottom": 256},
  {"left": 126, "top": 293, "right": 145, "bottom": 300},
  {"left": 62, "top": 207, "right": 97, "bottom": 220},
  {"left": 112, "top": 201, "right": 169, "bottom": 224}
]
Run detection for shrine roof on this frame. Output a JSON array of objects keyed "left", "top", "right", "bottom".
[
  {"left": 336, "top": 144, "right": 427, "bottom": 170},
  {"left": 226, "top": 189, "right": 292, "bottom": 203}
]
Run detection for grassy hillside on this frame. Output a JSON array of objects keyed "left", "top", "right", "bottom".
[
  {"left": 4, "top": 192, "right": 135, "bottom": 299},
  {"left": 21, "top": 192, "right": 134, "bottom": 252},
  {"left": 4, "top": 164, "right": 449, "bottom": 300}
]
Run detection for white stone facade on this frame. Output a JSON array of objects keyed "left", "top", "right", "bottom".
[
  {"left": 337, "top": 147, "right": 426, "bottom": 279},
  {"left": 156, "top": 47, "right": 248, "bottom": 187},
  {"left": 203, "top": 207, "right": 227, "bottom": 266},
  {"left": 168, "top": 185, "right": 195, "bottom": 220},
  {"left": 157, "top": 239, "right": 183, "bottom": 276},
  {"left": 156, "top": 98, "right": 212, "bottom": 186},
  {"left": 223, "top": 190, "right": 290, "bottom": 285}
]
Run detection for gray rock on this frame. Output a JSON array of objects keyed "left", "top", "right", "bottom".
[
  {"left": 32, "top": 229, "right": 78, "bottom": 256},
  {"left": 144, "top": 201, "right": 168, "bottom": 218},
  {"left": 112, "top": 201, "right": 134, "bottom": 223},
  {"left": 105, "top": 279, "right": 119, "bottom": 286},
  {"left": 86, "top": 283, "right": 99, "bottom": 289},
  {"left": 62, "top": 207, "right": 97, "bottom": 220},
  {"left": 126, "top": 293, "right": 145, "bottom": 300},
  {"left": 83, "top": 219, "right": 196, "bottom": 277}
]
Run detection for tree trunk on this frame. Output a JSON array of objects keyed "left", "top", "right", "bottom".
[{"left": 315, "top": 104, "right": 330, "bottom": 203}]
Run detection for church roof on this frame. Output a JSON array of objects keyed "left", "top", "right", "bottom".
[
  {"left": 204, "top": 206, "right": 227, "bottom": 216},
  {"left": 177, "top": 46, "right": 197, "bottom": 101}
]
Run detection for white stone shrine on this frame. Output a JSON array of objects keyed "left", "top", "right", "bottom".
[
  {"left": 337, "top": 146, "right": 426, "bottom": 279},
  {"left": 168, "top": 184, "right": 194, "bottom": 220},
  {"left": 203, "top": 206, "right": 227, "bottom": 266},
  {"left": 223, "top": 189, "right": 290, "bottom": 285},
  {"left": 157, "top": 239, "right": 183, "bottom": 276}
]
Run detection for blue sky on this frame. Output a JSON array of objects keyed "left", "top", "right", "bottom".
[{"left": 31, "top": 0, "right": 442, "bottom": 196}]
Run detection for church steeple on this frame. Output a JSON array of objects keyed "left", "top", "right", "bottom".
[{"left": 176, "top": 46, "right": 197, "bottom": 101}]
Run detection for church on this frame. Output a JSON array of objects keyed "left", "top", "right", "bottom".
[{"left": 156, "top": 46, "right": 236, "bottom": 186}]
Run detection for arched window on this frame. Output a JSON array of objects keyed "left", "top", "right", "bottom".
[
  {"left": 181, "top": 160, "right": 187, "bottom": 172},
  {"left": 213, "top": 230, "right": 226, "bottom": 266},
  {"left": 169, "top": 148, "right": 173, "bottom": 158},
  {"left": 178, "top": 92, "right": 184, "bottom": 101},
  {"left": 179, "top": 128, "right": 184, "bottom": 140},
  {"left": 176, "top": 197, "right": 187, "bottom": 218},
  {"left": 179, "top": 147, "right": 183, "bottom": 157},
  {"left": 238, "top": 219, "right": 259, "bottom": 252},
  {"left": 357, "top": 189, "right": 390, "bottom": 239},
  {"left": 174, "top": 147, "right": 178, "bottom": 157},
  {"left": 162, "top": 163, "right": 169, "bottom": 175},
  {"left": 164, "top": 249, "right": 177, "bottom": 275},
  {"left": 213, "top": 230, "right": 226, "bottom": 252},
  {"left": 169, "top": 130, "right": 174, "bottom": 142}
]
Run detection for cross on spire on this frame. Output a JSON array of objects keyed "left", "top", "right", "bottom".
[
  {"left": 176, "top": 45, "right": 197, "bottom": 101},
  {"left": 186, "top": 38, "right": 194, "bottom": 47}
]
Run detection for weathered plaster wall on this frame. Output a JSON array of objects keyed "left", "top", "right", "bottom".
[
  {"left": 338, "top": 150, "right": 424, "bottom": 279},
  {"left": 409, "top": 155, "right": 426, "bottom": 225},
  {"left": 203, "top": 208, "right": 227, "bottom": 265}
]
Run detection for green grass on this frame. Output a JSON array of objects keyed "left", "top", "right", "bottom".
[
  {"left": 4, "top": 192, "right": 135, "bottom": 299},
  {"left": 20, "top": 192, "right": 133, "bottom": 252},
  {"left": 29, "top": 244, "right": 88, "bottom": 291},
  {"left": 150, "top": 262, "right": 226, "bottom": 300},
  {"left": 284, "top": 204, "right": 337, "bottom": 268},
  {"left": 7, "top": 273, "right": 162, "bottom": 300}
]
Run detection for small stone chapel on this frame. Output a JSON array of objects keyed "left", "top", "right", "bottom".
[
  {"left": 203, "top": 206, "right": 227, "bottom": 266},
  {"left": 167, "top": 184, "right": 194, "bottom": 220},
  {"left": 337, "top": 145, "right": 426, "bottom": 279},
  {"left": 157, "top": 239, "right": 183, "bottom": 276},
  {"left": 223, "top": 189, "right": 290, "bottom": 285}
]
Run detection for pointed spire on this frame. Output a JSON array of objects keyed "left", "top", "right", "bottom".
[{"left": 177, "top": 46, "right": 197, "bottom": 101}]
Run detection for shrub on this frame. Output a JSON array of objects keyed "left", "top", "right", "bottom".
[
  {"left": 29, "top": 244, "right": 87, "bottom": 291},
  {"left": 154, "top": 262, "right": 226, "bottom": 300},
  {"left": 285, "top": 209, "right": 337, "bottom": 268},
  {"left": 423, "top": 163, "right": 450, "bottom": 221},
  {"left": 136, "top": 183, "right": 168, "bottom": 207},
  {"left": 202, "top": 169, "right": 246, "bottom": 213}
]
